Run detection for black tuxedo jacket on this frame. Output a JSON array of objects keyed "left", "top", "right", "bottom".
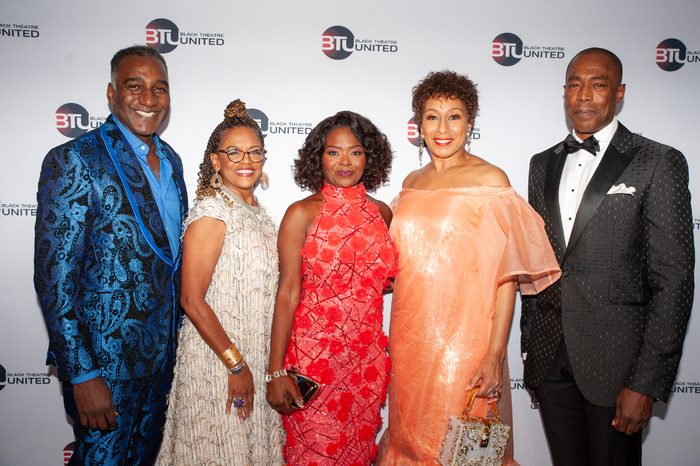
[{"left": 521, "top": 123, "right": 694, "bottom": 406}]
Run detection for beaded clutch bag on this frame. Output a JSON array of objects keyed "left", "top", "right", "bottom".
[{"left": 438, "top": 387, "right": 511, "bottom": 466}]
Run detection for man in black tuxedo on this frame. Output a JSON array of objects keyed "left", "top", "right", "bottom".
[{"left": 521, "top": 47, "right": 694, "bottom": 466}]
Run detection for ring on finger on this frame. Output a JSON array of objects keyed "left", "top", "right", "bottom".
[
  {"left": 491, "top": 389, "right": 502, "bottom": 398},
  {"left": 231, "top": 397, "right": 245, "bottom": 408}
]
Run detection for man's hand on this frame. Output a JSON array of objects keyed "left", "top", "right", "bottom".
[
  {"left": 72, "top": 376, "right": 118, "bottom": 431},
  {"left": 612, "top": 387, "right": 652, "bottom": 435}
]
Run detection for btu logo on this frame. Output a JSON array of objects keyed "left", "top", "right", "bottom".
[
  {"left": 0, "top": 363, "right": 6, "bottom": 392},
  {"left": 63, "top": 442, "right": 76, "bottom": 466},
  {"left": 56, "top": 103, "right": 91, "bottom": 138},
  {"left": 406, "top": 117, "right": 420, "bottom": 147},
  {"left": 492, "top": 33, "right": 524, "bottom": 67},
  {"left": 247, "top": 108, "right": 269, "bottom": 138},
  {"left": 656, "top": 38, "right": 687, "bottom": 72},
  {"left": 146, "top": 18, "right": 180, "bottom": 54},
  {"left": 321, "top": 26, "right": 355, "bottom": 60}
]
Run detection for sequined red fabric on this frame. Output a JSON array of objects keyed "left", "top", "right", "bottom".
[{"left": 283, "top": 182, "right": 398, "bottom": 466}]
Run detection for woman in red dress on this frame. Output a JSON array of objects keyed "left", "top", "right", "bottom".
[{"left": 267, "top": 111, "right": 396, "bottom": 466}]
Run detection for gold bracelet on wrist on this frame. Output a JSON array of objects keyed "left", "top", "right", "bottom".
[{"left": 218, "top": 343, "right": 243, "bottom": 370}]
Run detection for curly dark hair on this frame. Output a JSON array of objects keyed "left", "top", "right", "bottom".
[
  {"left": 294, "top": 111, "right": 393, "bottom": 192},
  {"left": 195, "top": 99, "right": 265, "bottom": 199},
  {"left": 412, "top": 70, "right": 479, "bottom": 133}
]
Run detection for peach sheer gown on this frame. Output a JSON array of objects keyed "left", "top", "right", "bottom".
[{"left": 381, "top": 187, "right": 561, "bottom": 466}]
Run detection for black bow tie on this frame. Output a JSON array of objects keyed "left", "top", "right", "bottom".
[{"left": 563, "top": 134, "right": 600, "bottom": 155}]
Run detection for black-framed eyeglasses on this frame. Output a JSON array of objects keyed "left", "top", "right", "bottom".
[{"left": 214, "top": 148, "right": 267, "bottom": 163}]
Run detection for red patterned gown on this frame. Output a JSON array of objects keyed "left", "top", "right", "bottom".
[{"left": 283, "top": 182, "right": 398, "bottom": 466}]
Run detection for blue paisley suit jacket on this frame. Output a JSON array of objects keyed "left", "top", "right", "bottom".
[{"left": 34, "top": 115, "right": 188, "bottom": 382}]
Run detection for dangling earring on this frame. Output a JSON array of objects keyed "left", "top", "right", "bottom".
[
  {"left": 418, "top": 135, "right": 425, "bottom": 166},
  {"left": 465, "top": 132, "right": 473, "bottom": 158},
  {"left": 260, "top": 172, "right": 269, "bottom": 190},
  {"left": 210, "top": 170, "right": 223, "bottom": 188}
]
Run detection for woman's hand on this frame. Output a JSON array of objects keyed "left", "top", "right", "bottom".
[
  {"left": 466, "top": 277, "right": 517, "bottom": 401},
  {"left": 227, "top": 363, "right": 256, "bottom": 420},
  {"left": 466, "top": 353, "right": 504, "bottom": 400},
  {"left": 266, "top": 376, "right": 303, "bottom": 414}
]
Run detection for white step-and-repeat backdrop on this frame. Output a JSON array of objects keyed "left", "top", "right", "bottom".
[{"left": 1, "top": 1, "right": 699, "bottom": 465}]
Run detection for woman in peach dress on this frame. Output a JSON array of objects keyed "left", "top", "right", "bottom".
[{"left": 379, "top": 71, "right": 561, "bottom": 466}]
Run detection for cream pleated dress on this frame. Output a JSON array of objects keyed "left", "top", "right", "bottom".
[{"left": 156, "top": 190, "right": 284, "bottom": 466}]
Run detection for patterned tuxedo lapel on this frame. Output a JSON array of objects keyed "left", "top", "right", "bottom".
[
  {"left": 100, "top": 116, "right": 174, "bottom": 264},
  {"left": 563, "top": 124, "right": 638, "bottom": 262}
]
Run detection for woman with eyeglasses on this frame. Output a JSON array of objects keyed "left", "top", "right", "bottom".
[
  {"left": 156, "top": 100, "right": 284, "bottom": 465},
  {"left": 266, "top": 111, "right": 397, "bottom": 465}
]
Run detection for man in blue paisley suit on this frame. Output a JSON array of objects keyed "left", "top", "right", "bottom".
[{"left": 34, "top": 45, "right": 188, "bottom": 465}]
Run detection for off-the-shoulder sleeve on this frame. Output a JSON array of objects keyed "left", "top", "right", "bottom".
[
  {"left": 476, "top": 191, "right": 560, "bottom": 316},
  {"left": 183, "top": 196, "right": 230, "bottom": 232},
  {"left": 389, "top": 192, "right": 402, "bottom": 213}
]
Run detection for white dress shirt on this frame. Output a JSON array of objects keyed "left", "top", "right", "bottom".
[{"left": 559, "top": 118, "right": 618, "bottom": 245}]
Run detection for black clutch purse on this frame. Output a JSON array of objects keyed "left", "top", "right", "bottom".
[{"left": 288, "top": 367, "right": 321, "bottom": 410}]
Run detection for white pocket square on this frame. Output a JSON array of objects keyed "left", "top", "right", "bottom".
[{"left": 607, "top": 183, "right": 636, "bottom": 196}]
